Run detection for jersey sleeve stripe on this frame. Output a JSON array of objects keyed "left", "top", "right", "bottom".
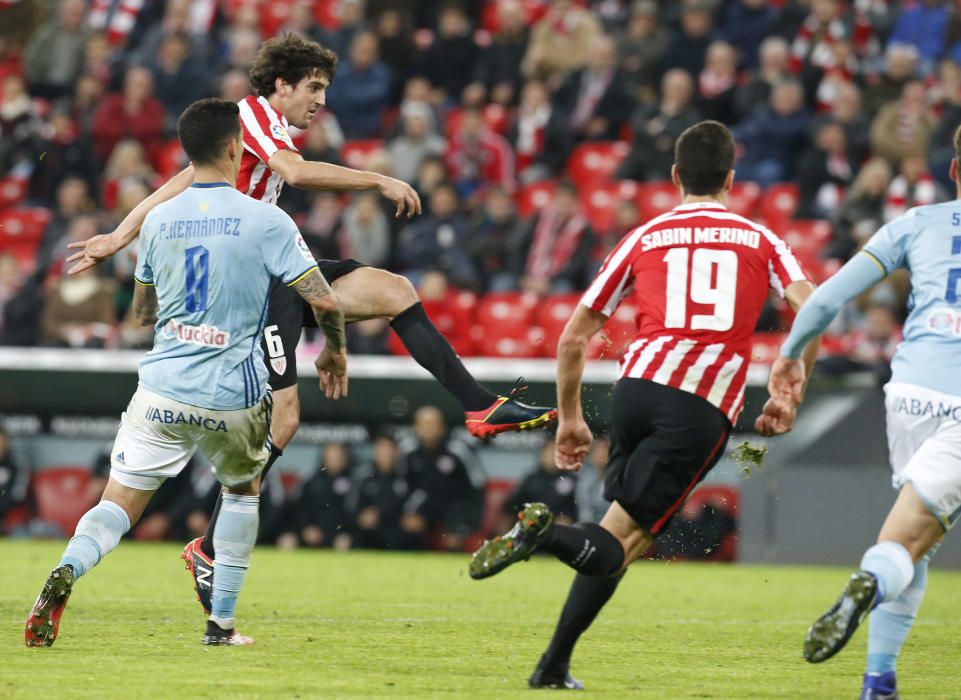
[
  {"left": 286, "top": 265, "right": 320, "bottom": 287},
  {"left": 134, "top": 277, "right": 153, "bottom": 286},
  {"left": 238, "top": 99, "right": 279, "bottom": 162},
  {"left": 861, "top": 250, "right": 888, "bottom": 276}
]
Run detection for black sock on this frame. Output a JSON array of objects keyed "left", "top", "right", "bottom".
[
  {"left": 200, "top": 444, "right": 282, "bottom": 559},
  {"left": 389, "top": 302, "right": 496, "bottom": 411},
  {"left": 542, "top": 522, "right": 625, "bottom": 576},
  {"left": 541, "top": 572, "right": 625, "bottom": 670}
]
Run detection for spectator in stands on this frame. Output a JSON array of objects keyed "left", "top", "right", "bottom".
[
  {"left": 720, "top": 0, "right": 776, "bottom": 70},
  {"left": 618, "top": 68, "right": 701, "bottom": 182},
  {"left": 326, "top": 31, "right": 391, "bottom": 139},
  {"left": 552, "top": 34, "right": 633, "bottom": 141},
  {"left": 474, "top": 0, "right": 530, "bottom": 104},
  {"left": 340, "top": 192, "right": 391, "bottom": 267},
  {"left": 697, "top": 41, "right": 739, "bottom": 126},
  {"left": 399, "top": 406, "right": 484, "bottom": 551},
  {"left": 0, "top": 74, "right": 42, "bottom": 174},
  {"left": 869, "top": 80, "right": 934, "bottom": 167},
  {"left": 317, "top": 0, "right": 366, "bottom": 59},
  {"left": 499, "top": 439, "right": 577, "bottom": 532},
  {"left": 0, "top": 427, "right": 28, "bottom": 530},
  {"left": 594, "top": 200, "right": 641, "bottom": 269},
  {"left": 662, "top": 1, "right": 716, "bottom": 79},
  {"left": 40, "top": 265, "right": 117, "bottom": 349},
  {"left": 468, "top": 186, "right": 524, "bottom": 292},
  {"left": 22, "top": 0, "right": 88, "bottom": 99},
  {"left": 0, "top": 268, "right": 44, "bottom": 347},
  {"left": 820, "top": 303, "right": 901, "bottom": 379},
  {"left": 28, "top": 109, "right": 97, "bottom": 206},
  {"left": 509, "top": 79, "right": 570, "bottom": 183},
  {"left": 219, "top": 68, "right": 252, "bottom": 104},
  {"left": 512, "top": 181, "right": 596, "bottom": 294},
  {"left": 928, "top": 57, "right": 961, "bottom": 192},
  {"left": 0, "top": 255, "right": 23, "bottom": 338},
  {"left": 735, "top": 36, "right": 790, "bottom": 120},
  {"left": 82, "top": 31, "right": 116, "bottom": 88},
  {"left": 522, "top": 0, "right": 602, "bottom": 83},
  {"left": 733, "top": 79, "right": 809, "bottom": 187},
  {"left": 36, "top": 177, "right": 93, "bottom": 273},
  {"left": 301, "top": 192, "right": 344, "bottom": 260},
  {"left": 45, "top": 213, "right": 98, "bottom": 277},
  {"left": 133, "top": 0, "right": 214, "bottom": 72},
  {"left": 373, "top": 8, "right": 418, "bottom": 104},
  {"left": 797, "top": 120, "right": 855, "bottom": 219},
  {"left": 296, "top": 442, "right": 356, "bottom": 550},
  {"left": 829, "top": 157, "right": 892, "bottom": 259},
  {"left": 90, "top": 65, "right": 165, "bottom": 162},
  {"left": 347, "top": 317, "right": 390, "bottom": 354},
  {"left": 147, "top": 33, "right": 211, "bottom": 128},
  {"left": 100, "top": 138, "right": 155, "bottom": 211},
  {"left": 887, "top": 0, "right": 949, "bottom": 73},
  {"left": 575, "top": 437, "right": 610, "bottom": 523},
  {"left": 787, "top": 0, "right": 848, "bottom": 76},
  {"left": 614, "top": 1, "right": 665, "bottom": 100},
  {"left": 815, "top": 80, "right": 870, "bottom": 165},
  {"left": 223, "top": 25, "right": 262, "bottom": 72},
  {"left": 445, "top": 107, "right": 515, "bottom": 197},
  {"left": 353, "top": 435, "right": 420, "bottom": 550},
  {"left": 883, "top": 154, "right": 943, "bottom": 222},
  {"left": 388, "top": 100, "right": 445, "bottom": 184},
  {"left": 421, "top": 3, "right": 479, "bottom": 102},
  {"left": 279, "top": 117, "right": 344, "bottom": 214},
  {"left": 862, "top": 43, "right": 921, "bottom": 116},
  {"left": 395, "top": 183, "right": 478, "bottom": 289},
  {"left": 71, "top": 73, "right": 105, "bottom": 136}
]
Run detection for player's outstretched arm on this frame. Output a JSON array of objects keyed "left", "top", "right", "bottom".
[
  {"left": 66, "top": 166, "right": 195, "bottom": 275},
  {"left": 131, "top": 281, "right": 159, "bottom": 326},
  {"left": 554, "top": 304, "right": 607, "bottom": 471},
  {"left": 292, "top": 269, "right": 349, "bottom": 400},
  {"left": 268, "top": 150, "right": 422, "bottom": 219}
]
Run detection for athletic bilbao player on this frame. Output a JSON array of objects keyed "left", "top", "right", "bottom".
[
  {"left": 66, "top": 34, "right": 555, "bottom": 615},
  {"left": 469, "top": 121, "right": 820, "bottom": 689}
]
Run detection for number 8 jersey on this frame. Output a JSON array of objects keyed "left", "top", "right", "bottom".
[{"left": 581, "top": 202, "right": 808, "bottom": 423}]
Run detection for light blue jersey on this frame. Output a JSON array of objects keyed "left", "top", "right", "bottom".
[
  {"left": 135, "top": 182, "right": 317, "bottom": 410},
  {"left": 783, "top": 201, "right": 961, "bottom": 397}
]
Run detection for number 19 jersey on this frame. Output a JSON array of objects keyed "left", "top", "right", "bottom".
[
  {"left": 134, "top": 183, "right": 318, "bottom": 411},
  {"left": 581, "top": 202, "right": 808, "bottom": 423}
]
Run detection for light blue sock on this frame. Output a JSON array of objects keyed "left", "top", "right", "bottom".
[
  {"left": 865, "top": 547, "right": 934, "bottom": 676},
  {"left": 860, "top": 541, "right": 914, "bottom": 604},
  {"left": 58, "top": 500, "right": 131, "bottom": 579},
  {"left": 210, "top": 493, "right": 259, "bottom": 630}
]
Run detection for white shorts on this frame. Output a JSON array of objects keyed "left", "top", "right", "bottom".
[
  {"left": 884, "top": 382, "right": 961, "bottom": 530},
  {"left": 109, "top": 387, "right": 272, "bottom": 491}
]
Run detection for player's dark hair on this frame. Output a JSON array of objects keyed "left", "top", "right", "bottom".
[
  {"left": 249, "top": 33, "right": 338, "bottom": 98},
  {"left": 674, "top": 120, "right": 735, "bottom": 195},
  {"left": 177, "top": 98, "right": 241, "bottom": 166}
]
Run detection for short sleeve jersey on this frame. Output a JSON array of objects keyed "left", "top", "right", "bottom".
[
  {"left": 580, "top": 202, "right": 808, "bottom": 423},
  {"left": 236, "top": 95, "right": 299, "bottom": 205},
  {"left": 135, "top": 183, "right": 317, "bottom": 410},
  {"left": 862, "top": 202, "right": 961, "bottom": 397}
]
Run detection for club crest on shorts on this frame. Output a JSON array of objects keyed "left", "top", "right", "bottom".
[{"left": 271, "top": 356, "right": 287, "bottom": 376}]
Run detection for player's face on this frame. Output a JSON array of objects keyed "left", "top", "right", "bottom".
[{"left": 284, "top": 72, "right": 329, "bottom": 129}]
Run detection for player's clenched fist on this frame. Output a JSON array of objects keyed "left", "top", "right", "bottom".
[
  {"left": 754, "top": 396, "right": 797, "bottom": 437},
  {"left": 555, "top": 418, "right": 593, "bottom": 471}
]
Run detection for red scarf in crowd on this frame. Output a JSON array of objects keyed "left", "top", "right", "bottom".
[
  {"left": 525, "top": 208, "right": 588, "bottom": 281},
  {"left": 88, "top": 0, "right": 145, "bottom": 46}
]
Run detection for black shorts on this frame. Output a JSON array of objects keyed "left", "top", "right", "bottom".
[
  {"left": 263, "top": 258, "right": 368, "bottom": 391},
  {"left": 603, "top": 378, "right": 731, "bottom": 536}
]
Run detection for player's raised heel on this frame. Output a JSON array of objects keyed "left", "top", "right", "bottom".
[
  {"left": 181, "top": 537, "right": 214, "bottom": 615},
  {"left": 804, "top": 570, "right": 878, "bottom": 663},
  {"left": 469, "top": 502, "right": 554, "bottom": 580},
  {"left": 465, "top": 379, "right": 557, "bottom": 439},
  {"left": 528, "top": 655, "right": 585, "bottom": 690},
  {"left": 25, "top": 564, "right": 75, "bottom": 647}
]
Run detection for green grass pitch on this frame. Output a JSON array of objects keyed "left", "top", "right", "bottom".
[{"left": 1, "top": 540, "right": 958, "bottom": 699}]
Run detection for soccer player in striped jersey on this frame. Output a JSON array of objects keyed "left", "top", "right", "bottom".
[
  {"left": 768, "top": 125, "right": 961, "bottom": 699},
  {"left": 66, "top": 34, "right": 555, "bottom": 613},
  {"left": 469, "top": 121, "right": 819, "bottom": 689}
]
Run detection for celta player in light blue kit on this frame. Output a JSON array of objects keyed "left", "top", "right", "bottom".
[
  {"left": 24, "top": 98, "right": 348, "bottom": 648},
  {"left": 758, "top": 125, "right": 961, "bottom": 699}
]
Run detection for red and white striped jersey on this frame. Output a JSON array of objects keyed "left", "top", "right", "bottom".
[
  {"left": 236, "top": 95, "right": 299, "bottom": 205},
  {"left": 581, "top": 202, "right": 808, "bottom": 423}
]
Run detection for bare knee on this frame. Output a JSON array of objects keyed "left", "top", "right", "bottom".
[{"left": 383, "top": 271, "right": 418, "bottom": 317}]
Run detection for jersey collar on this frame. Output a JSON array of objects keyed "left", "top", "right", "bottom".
[
  {"left": 191, "top": 182, "right": 231, "bottom": 188},
  {"left": 673, "top": 202, "right": 728, "bottom": 211}
]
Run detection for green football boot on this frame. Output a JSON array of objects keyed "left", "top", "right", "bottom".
[{"left": 469, "top": 502, "right": 554, "bottom": 580}]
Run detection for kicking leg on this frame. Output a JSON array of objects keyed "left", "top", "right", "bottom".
[
  {"left": 333, "top": 267, "right": 556, "bottom": 435},
  {"left": 804, "top": 483, "right": 944, "bottom": 664},
  {"left": 203, "top": 478, "right": 260, "bottom": 646},
  {"left": 25, "top": 479, "right": 151, "bottom": 647}
]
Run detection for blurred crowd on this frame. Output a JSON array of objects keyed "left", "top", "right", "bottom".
[
  {"left": 0, "top": 405, "right": 733, "bottom": 556},
  {"left": 1, "top": 0, "right": 953, "bottom": 358}
]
